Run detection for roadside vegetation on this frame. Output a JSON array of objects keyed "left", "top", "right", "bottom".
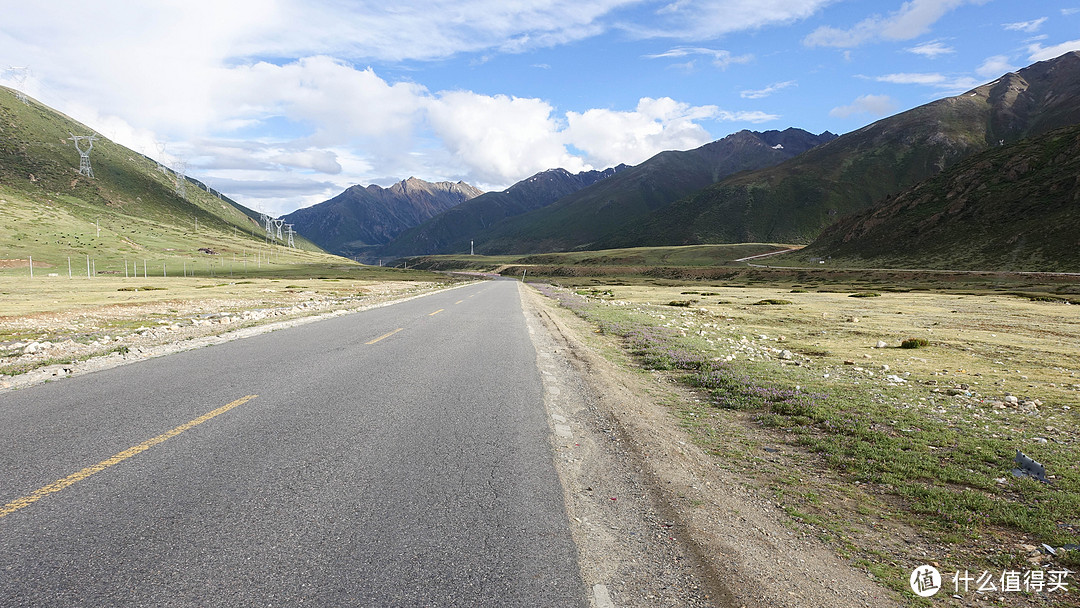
[{"left": 531, "top": 276, "right": 1080, "bottom": 605}]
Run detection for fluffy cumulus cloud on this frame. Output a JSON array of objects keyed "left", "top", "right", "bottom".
[
  {"left": 566, "top": 97, "right": 720, "bottom": 167},
  {"left": 805, "top": 0, "right": 983, "bottom": 48},
  {"left": 216, "top": 57, "right": 427, "bottom": 145},
  {"left": 425, "top": 94, "right": 737, "bottom": 184},
  {"left": 829, "top": 94, "right": 897, "bottom": 118},
  {"left": 425, "top": 92, "right": 588, "bottom": 184}
]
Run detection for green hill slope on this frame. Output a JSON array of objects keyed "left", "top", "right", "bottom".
[
  {"left": 0, "top": 86, "right": 338, "bottom": 277},
  {"left": 466, "top": 128, "right": 836, "bottom": 254},
  {"left": 795, "top": 123, "right": 1080, "bottom": 272},
  {"left": 603, "top": 51, "right": 1080, "bottom": 249}
]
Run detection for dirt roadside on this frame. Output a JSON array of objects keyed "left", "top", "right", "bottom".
[{"left": 519, "top": 282, "right": 898, "bottom": 608}]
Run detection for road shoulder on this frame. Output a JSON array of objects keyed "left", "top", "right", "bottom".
[{"left": 519, "top": 282, "right": 897, "bottom": 608}]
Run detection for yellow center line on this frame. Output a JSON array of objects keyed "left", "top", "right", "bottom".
[
  {"left": 365, "top": 327, "right": 404, "bottom": 345},
  {"left": 0, "top": 394, "right": 258, "bottom": 519},
  {"left": 454, "top": 300, "right": 464, "bottom": 304},
  {"left": 429, "top": 309, "right": 444, "bottom": 316}
]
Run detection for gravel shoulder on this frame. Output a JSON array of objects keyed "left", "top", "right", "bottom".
[{"left": 519, "top": 282, "right": 898, "bottom": 608}]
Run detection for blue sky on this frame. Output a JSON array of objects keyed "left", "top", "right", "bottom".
[{"left": 2, "top": 1, "right": 1079, "bottom": 216}]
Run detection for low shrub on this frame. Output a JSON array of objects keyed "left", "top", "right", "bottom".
[
  {"left": 901, "top": 338, "right": 929, "bottom": 349},
  {"left": 667, "top": 299, "right": 698, "bottom": 307},
  {"left": 850, "top": 292, "right": 881, "bottom": 298},
  {"left": 752, "top": 299, "right": 793, "bottom": 305}
]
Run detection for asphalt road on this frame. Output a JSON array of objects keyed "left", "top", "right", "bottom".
[{"left": 0, "top": 279, "right": 584, "bottom": 607}]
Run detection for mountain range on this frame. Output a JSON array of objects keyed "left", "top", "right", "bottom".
[
  {"left": 282, "top": 178, "right": 483, "bottom": 259},
  {"left": 5, "top": 51, "right": 1079, "bottom": 275},
  {"left": 598, "top": 51, "right": 1080, "bottom": 250},
  {"left": 380, "top": 165, "right": 628, "bottom": 258}
]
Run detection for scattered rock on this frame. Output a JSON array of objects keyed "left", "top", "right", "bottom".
[{"left": 876, "top": 341, "right": 888, "bottom": 348}]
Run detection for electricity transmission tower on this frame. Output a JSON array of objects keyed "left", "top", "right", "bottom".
[
  {"left": 272, "top": 218, "right": 285, "bottom": 241},
  {"left": 68, "top": 133, "right": 97, "bottom": 178},
  {"left": 174, "top": 160, "right": 187, "bottom": 199},
  {"left": 285, "top": 224, "right": 295, "bottom": 248},
  {"left": 155, "top": 141, "right": 169, "bottom": 173},
  {"left": 5, "top": 66, "right": 29, "bottom": 104},
  {"left": 260, "top": 214, "right": 273, "bottom": 240}
]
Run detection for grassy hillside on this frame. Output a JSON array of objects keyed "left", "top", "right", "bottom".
[
  {"left": 0, "top": 86, "right": 357, "bottom": 279},
  {"left": 464, "top": 129, "right": 835, "bottom": 254},
  {"left": 794, "top": 123, "right": 1080, "bottom": 272},
  {"left": 600, "top": 52, "right": 1080, "bottom": 249}
]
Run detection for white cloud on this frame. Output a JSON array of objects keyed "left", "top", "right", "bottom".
[
  {"left": 717, "top": 110, "right": 781, "bottom": 123},
  {"left": 217, "top": 57, "right": 427, "bottom": 145},
  {"left": 566, "top": 97, "right": 721, "bottom": 167},
  {"left": 268, "top": 150, "right": 343, "bottom": 174},
  {"left": 805, "top": 0, "right": 982, "bottom": 48},
  {"left": 741, "top": 80, "right": 797, "bottom": 99},
  {"left": 874, "top": 72, "right": 979, "bottom": 92},
  {"left": 876, "top": 72, "right": 948, "bottom": 85},
  {"left": 1003, "top": 18, "right": 1047, "bottom": 33},
  {"left": 624, "top": 0, "right": 833, "bottom": 40},
  {"left": 1028, "top": 39, "right": 1080, "bottom": 61},
  {"left": 829, "top": 94, "right": 897, "bottom": 118},
  {"left": 976, "top": 55, "right": 1018, "bottom": 78},
  {"left": 906, "top": 41, "right": 954, "bottom": 58},
  {"left": 645, "top": 47, "right": 754, "bottom": 69},
  {"left": 425, "top": 91, "right": 587, "bottom": 184}
]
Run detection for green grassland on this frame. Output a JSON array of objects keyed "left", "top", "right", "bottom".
[{"left": 538, "top": 281, "right": 1080, "bottom": 603}]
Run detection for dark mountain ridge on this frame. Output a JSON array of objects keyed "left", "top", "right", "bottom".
[
  {"left": 283, "top": 177, "right": 483, "bottom": 257},
  {"left": 601, "top": 51, "right": 1080, "bottom": 249},
  {"left": 798, "top": 122, "right": 1080, "bottom": 272},
  {"left": 460, "top": 127, "right": 837, "bottom": 254},
  {"left": 382, "top": 165, "right": 628, "bottom": 257}
]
